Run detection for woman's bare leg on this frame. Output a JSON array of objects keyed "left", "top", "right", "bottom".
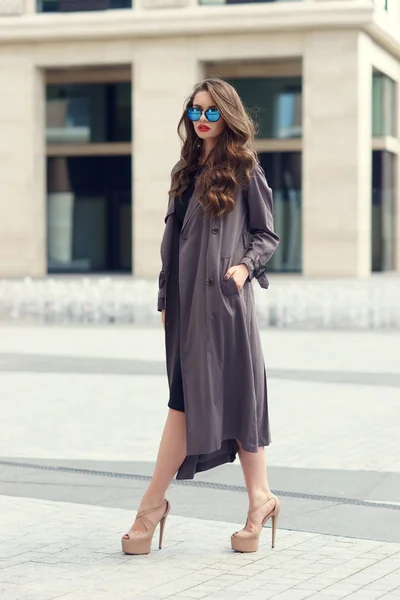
[
  {"left": 123, "top": 408, "right": 186, "bottom": 536},
  {"left": 237, "top": 441, "right": 275, "bottom": 532}
]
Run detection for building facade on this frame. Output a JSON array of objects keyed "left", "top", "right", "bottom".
[{"left": 0, "top": 0, "right": 399, "bottom": 279}]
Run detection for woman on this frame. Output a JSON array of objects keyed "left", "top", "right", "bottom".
[{"left": 122, "top": 77, "right": 280, "bottom": 556}]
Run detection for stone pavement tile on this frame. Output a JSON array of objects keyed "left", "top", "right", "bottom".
[
  {"left": 179, "top": 582, "right": 227, "bottom": 595},
  {"left": 61, "top": 592, "right": 133, "bottom": 600},
  {"left": 339, "top": 571, "right": 389, "bottom": 587},
  {"left": 2, "top": 496, "right": 400, "bottom": 600},
  {"left": 253, "top": 575, "right": 309, "bottom": 590},
  {"left": 293, "top": 584, "right": 350, "bottom": 599},
  {"left": 253, "top": 580, "right": 309, "bottom": 594},
  {"left": 204, "top": 560, "right": 240, "bottom": 572},
  {"left": 362, "top": 576, "right": 400, "bottom": 592},
  {"left": 202, "top": 573, "right": 248, "bottom": 587},
  {"left": 273, "top": 571, "right": 314, "bottom": 582},
  {"left": 196, "top": 593, "right": 275, "bottom": 600},
  {"left": 343, "top": 590, "right": 390, "bottom": 599},
  {"left": 0, "top": 588, "right": 31, "bottom": 600},
  {"left": 373, "top": 557, "right": 400, "bottom": 571},
  {"left": 264, "top": 591, "right": 313, "bottom": 600},
  {"left": 172, "top": 591, "right": 214, "bottom": 599},
  {"left": 219, "top": 560, "right": 262, "bottom": 575},
  {"left": 185, "top": 568, "right": 227, "bottom": 579},
  {"left": 299, "top": 567, "right": 333, "bottom": 578},
  {"left": 306, "top": 596, "right": 347, "bottom": 600},
  {"left": 236, "top": 565, "right": 290, "bottom": 579},
  {"left": 0, "top": 583, "right": 81, "bottom": 600},
  {"left": 211, "top": 578, "right": 263, "bottom": 593},
  {"left": 286, "top": 577, "right": 350, "bottom": 593}
]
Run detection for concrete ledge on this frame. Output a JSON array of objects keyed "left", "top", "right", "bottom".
[
  {"left": 1, "top": 275, "right": 399, "bottom": 329},
  {"left": 0, "top": 1, "right": 374, "bottom": 43}
]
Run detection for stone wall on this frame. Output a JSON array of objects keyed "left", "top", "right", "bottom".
[{"left": 0, "top": 0, "right": 24, "bottom": 15}]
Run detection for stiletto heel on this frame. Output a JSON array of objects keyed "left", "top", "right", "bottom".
[
  {"left": 121, "top": 499, "right": 170, "bottom": 555},
  {"left": 159, "top": 513, "right": 168, "bottom": 549},
  {"left": 231, "top": 494, "right": 280, "bottom": 553}
]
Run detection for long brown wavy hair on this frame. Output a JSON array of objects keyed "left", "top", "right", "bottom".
[{"left": 169, "top": 77, "right": 258, "bottom": 218}]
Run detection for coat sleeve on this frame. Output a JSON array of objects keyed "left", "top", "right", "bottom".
[
  {"left": 157, "top": 271, "right": 166, "bottom": 312},
  {"left": 157, "top": 161, "right": 181, "bottom": 312},
  {"left": 239, "top": 163, "right": 280, "bottom": 281}
]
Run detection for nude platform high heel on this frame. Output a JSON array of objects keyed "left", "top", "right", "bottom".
[
  {"left": 121, "top": 500, "right": 170, "bottom": 555},
  {"left": 231, "top": 494, "right": 280, "bottom": 553}
]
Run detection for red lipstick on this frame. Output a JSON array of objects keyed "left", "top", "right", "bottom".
[{"left": 198, "top": 125, "right": 210, "bottom": 132}]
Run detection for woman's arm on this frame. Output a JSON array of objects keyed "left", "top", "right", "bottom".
[{"left": 240, "top": 163, "right": 280, "bottom": 280}]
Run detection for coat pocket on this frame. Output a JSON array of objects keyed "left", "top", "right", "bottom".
[{"left": 220, "top": 257, "right": 240, "bottom": 297}]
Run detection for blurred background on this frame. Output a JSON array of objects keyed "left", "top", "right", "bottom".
[
  {"left": 0, "top": 0, "right": 399, "bottom": 327},
  {"left": 1, "top": 3, "right": 400, "bottom": 589}
]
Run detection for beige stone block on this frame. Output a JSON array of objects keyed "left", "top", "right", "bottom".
[
  {"left": 134, "top": 144, "right": 181, "bottom": 184},
  {"left": 197, "top": 31, "right": 306, "bottom": 63},
  {"left": 34, "top": 40, "right": 134, "bottom": 69},
  {"left": 142, "top": 0, "right": 189, "bottom": 8},
  {"left": 133, "top": 45, "right": 200, "bottom": 277},
  {"left": 0, "top": 60, "right": 45, "bottom": 277},
  {"left": 0, "top": 0, "right": 24, "bottom": 15},
  {"left": 303, "top": 30, "right": 373, "bottom": 278},
  {"left": 134, "top": 42, "right": 200, "bottom": 94},
  {"left": 134, "top": 179, "right": 171, "bottom": 211}
]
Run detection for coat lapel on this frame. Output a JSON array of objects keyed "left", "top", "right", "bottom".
[{"left": 181, "top": 181, "right": 204, "bottom": 236}]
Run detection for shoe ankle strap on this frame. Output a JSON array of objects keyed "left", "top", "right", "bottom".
[
  {"left": 248, "top": 496, "right": 275, "bottom": 516},
  {"left": 136, "top": 500, "right": 168, "bottom": 519}
]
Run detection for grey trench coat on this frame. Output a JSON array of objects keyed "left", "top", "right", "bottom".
[{"left": 157, "top": 162, "right": 280, "bottom": 480}]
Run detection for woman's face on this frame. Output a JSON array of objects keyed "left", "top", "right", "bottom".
[{"left": 191, "top": 90, "right": 225, "bottom": 142}]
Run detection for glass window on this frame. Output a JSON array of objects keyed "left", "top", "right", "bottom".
[
  {"left": 38, "top": 0, "right": 131, "bottom": 12},
  {"left": 373, "top": 0, "right": 388, "bottom": 10},
  {"left": 227, "top": 77, "right": 302, "bottom": 139},
  {"left": 372, "top": 73, "right": 396, "bottom": 137},
  {"left": 47, "top": 156, "right": 132, "bottom": 273},
  {"left": 259, "top": 152, "right": 302, "bottom": 273},
  {"left": 372, "top": 151, "right": 396, "bottom": 272},
  {"left": 46, "top": 82, "right": 131, "bottom": 144}
]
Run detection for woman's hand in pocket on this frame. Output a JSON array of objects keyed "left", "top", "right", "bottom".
[{"left": 224, "top": 264, "right": 249, "bottom": 291}]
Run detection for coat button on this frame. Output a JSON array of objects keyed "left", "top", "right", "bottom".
[
  {"left": 206, "top": 277, "right": 214, "bottom": 286},
  {"left": 211, "top": 226, "right": 219, "bottom": 234}
]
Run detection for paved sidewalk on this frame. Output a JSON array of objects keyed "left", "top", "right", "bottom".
[
  {"left": 0, "top": 327, "right": 400, "bottom": 473},
  {"left": 1, "top": 326, "right": 400, "bottom": 599},
  {"left": 1, "top": 496, "right": 400, "bottom": 600}
]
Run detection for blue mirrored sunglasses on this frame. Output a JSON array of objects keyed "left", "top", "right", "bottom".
[{"left": 187, "top": 107, "right": 221, "bottom": 123}]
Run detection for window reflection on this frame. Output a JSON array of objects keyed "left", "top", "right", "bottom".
[
  {"left": 372, "top": 73, "right": 397, "bottom": 137},
  {"left": 227, "top": 77, "right": 302, "bottom": 139},
  {"left": 259, "top": 152, "right": 302, "bottom": 273},
  {"left": 47, "top": 156, "right": 132, "bottom": 273},
  {"left": 38, "top": 0, "right": 132, "bottom": 12},
  {"left": 372, "top": 151, "right": 396, "bottom": 272},
  {"left": 46, "top": 82, "right": 131, "bottom": 144}
]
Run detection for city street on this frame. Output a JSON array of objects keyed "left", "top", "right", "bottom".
[{"left": 1, "top": 325, "right": 400, "bottom": 600}]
